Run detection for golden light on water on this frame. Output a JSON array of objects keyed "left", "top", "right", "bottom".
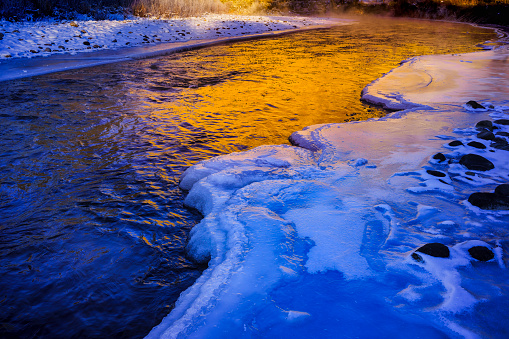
[{"left": 125, "top": 18, "right": 495, "bottom": 159}]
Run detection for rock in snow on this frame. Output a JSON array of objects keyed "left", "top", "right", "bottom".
[
  {"left": 415, "top": 243, "right": 450, "bottom": 258},
  {"left": 467, "top": 101, "right": 486, "bottom": 109},
  {"left": 448, "top": 140, "right": 464, "bottom": 147},
  {"left": 469, "top": 184, "right": 509, "bottom": 210},
  {"left": 475, "top": 120, "right": 493, "bottom": 130},
  {"left": 494, "top": 119, "right": 509, "bottom": 125},
  {"left": 468, "top": 246, "right": 495, "bottom": 261},
  {"left": 432, "top": 152, "right": 447, "bottom": 162},
  {"left": 468, "top": 192, "right": 509, "bottom": 210},
  {"left": 477, "top": 130, "right": 495, "bottom": 140},
  {"left": 495, "top": 184, "right": 509, "bottom": 197},
  {"left": 459, "top": 154, "right": 495, "bottom": 171},
  {"left": 467, "top": 141, "right": 486, "bottom": 149}
]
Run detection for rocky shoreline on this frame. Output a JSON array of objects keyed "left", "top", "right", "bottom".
[{"left": 411, "top": 101, "right": 508, "bottom": 264}]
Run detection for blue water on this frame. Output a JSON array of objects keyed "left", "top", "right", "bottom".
[{"left": 0, "top": 17, "right": 496, "bottom": 338}]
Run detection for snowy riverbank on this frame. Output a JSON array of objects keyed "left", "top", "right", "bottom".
[
  {"left": 0, "top": 14, "right": 342, "bottom": 60},
  {"left": 0, "top": 14, "right": 347, "bottom": 82},
  {"left": 148, "top": 43, "right": 509, "bottom": 337}
]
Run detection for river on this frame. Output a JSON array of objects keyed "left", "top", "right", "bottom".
[{"left": 0, "top": 17, "right": 497, "bottom": 338}]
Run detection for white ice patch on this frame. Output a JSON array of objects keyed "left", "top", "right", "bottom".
[
  {"left": 285, "top": 310, "right": 311, "bottom": 322},
  {"left": 180, "top": 144, "right": 316, "bottom": 190},
  {"left": 361, "top": 46, "right": 509, "bottom": 109},
  {"left": 284, "top": 202, "right": 372, "bottom": 279}
]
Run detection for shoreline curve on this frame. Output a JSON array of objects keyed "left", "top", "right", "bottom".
[{"left": 0, "top": 20, "right": 350, "bottom": 83}]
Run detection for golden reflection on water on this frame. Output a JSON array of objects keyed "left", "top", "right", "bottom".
[{"left": 125, "top": 17, "right": 496, "bottom": 158}]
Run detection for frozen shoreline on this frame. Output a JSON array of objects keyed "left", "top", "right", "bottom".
[
  {"left": 0, "top": 14, "right": 349, "bottom": 82},
  {"left": 148, "top": 39, "right": 509, "bottom": 337}
]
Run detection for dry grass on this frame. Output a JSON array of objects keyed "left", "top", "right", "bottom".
[
  {"left": 131, "top": 0, "right": 227, "bottom": 17},
  {"left": 222, "top": 0, "right": 272, "bottom": 13}
]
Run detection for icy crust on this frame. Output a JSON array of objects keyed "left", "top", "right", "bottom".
[
  {"left": 148, "top": 47, "right": 509, "bottom": 337},
  {"left": 361, "top": 46, "right": 509, "bottom": 111}
]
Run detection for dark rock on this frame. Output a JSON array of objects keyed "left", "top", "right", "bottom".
[
  {"left": 448, "top": 140, "right": 464, "bottom": 147},
  {"left": 468, "top": 246, "right": 494, "bottom": 262},
  {"left": 496, "top": 132, "right": 509, "bottom": 137},
  {"left": 467, "top": 101, "right": 485, "bottom": 109},
  {"left": 411, "top": 253, "right": 424, "bottom": 263},
  {"left": 416, "top": 243, "right": 450, "bottom": 258},
  {"left": 475, "top": 120, "right": 493, "bottom": 130},
  {"left": 0, "top": 33, "right": 3, "bottom": 40},
  {"left": 492, "top": 136, "right": 509, "bottom": 150},
  {"left": 493, "top": 143, "right": 509, "bottom": 151},
  {"left": 465, "top": 171, "right": 476, "bottom": 176},
  {"left": 426, "top": 170, "right": 446, "bottom": 177},
  {"left": 467, "top": 141, "right": 486, "bottom": 149},
  {"left": 468, "top": 192, "right": 509, "bottom": 210},
  {"left": 432, "top": 152, "right": 446, "bottom": 162},
  {"left": 494, "top": 119, "right": 509, "bottom": 125},
  {"left": 493, "top": 137, "right": 508, "bottom": 145},
  {"left": 477, "top": 130, "right": 495, "bottom": 141},
  {"left": 495, "top": 184, "right": 509, "bottom": 197},
  {"left": 83, "top": 41, "right": 90, "bottom": 46},
  {"left": 44, "top": 47, "right": 51, "bottom": 52},
  {"left": 459, "top": 154, "right": 494, "bottom": 171}
]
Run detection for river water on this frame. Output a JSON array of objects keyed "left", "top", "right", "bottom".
[{"left": 0, "top": 17, "right": 496, "bottom": 338}]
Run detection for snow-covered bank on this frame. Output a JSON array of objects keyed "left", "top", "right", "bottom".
[
  {"left": 0, "top": 14, "right": 348, "bottom": 82},
  {"left": 361, "top": 43, "right": 509, "bottom": 111},
  {"left": 147, "top": 44, "right": 509, "bottom": 337}
]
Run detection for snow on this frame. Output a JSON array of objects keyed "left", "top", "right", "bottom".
[
  {"left": 361, "top": 45, "right": 509, "bottom": 111},
  {"left": 147, "top": 41, "right": 509, "bottom": 338},
  {"left": 0, "top": 14, "right": 348, "bottom": 82}
]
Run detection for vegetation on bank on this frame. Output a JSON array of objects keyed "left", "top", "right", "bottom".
[
  {"left": 0, "top": 0, "right": 507, "bottom": 26},
  {"left": 340, "top": 0, "right": 509, "bottom": 26}
]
